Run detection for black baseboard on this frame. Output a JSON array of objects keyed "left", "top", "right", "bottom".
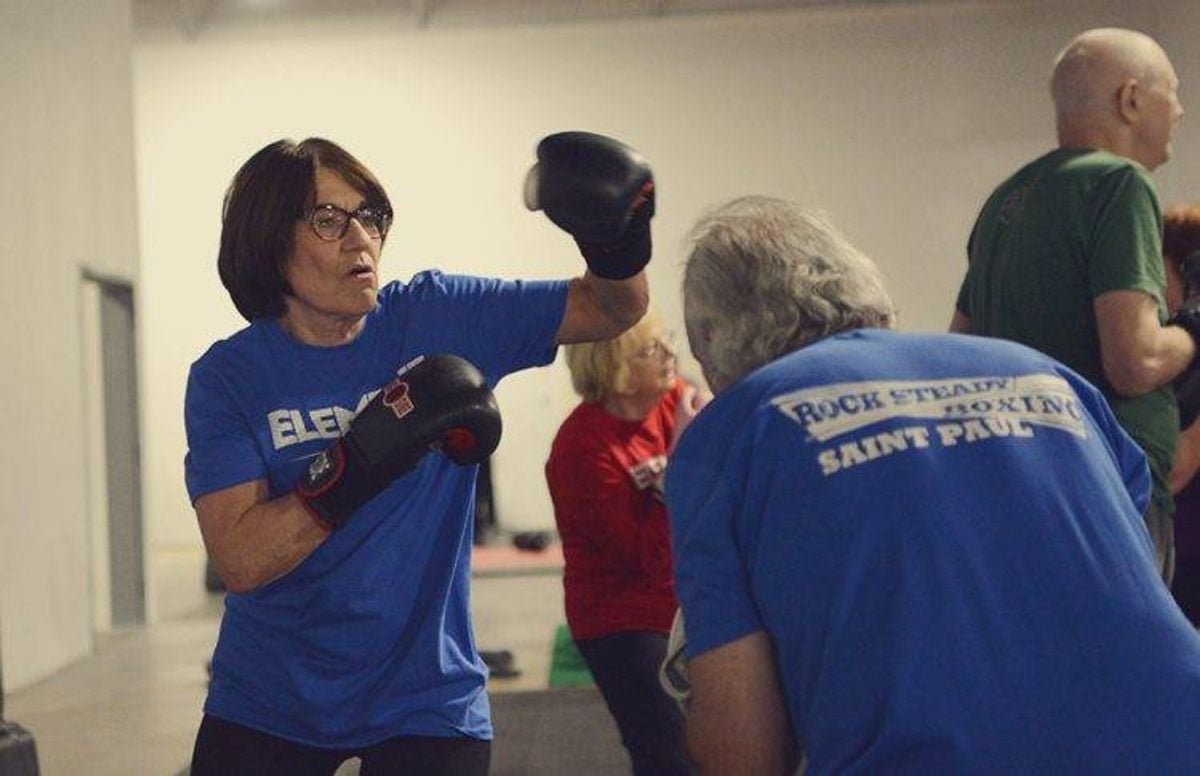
[{"left": 0, "top": 721, "right": 39, "bottom": 776}]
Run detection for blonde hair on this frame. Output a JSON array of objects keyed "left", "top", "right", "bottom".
[{"left": 565, "top": 311, "right": 664, "bottom": 402}]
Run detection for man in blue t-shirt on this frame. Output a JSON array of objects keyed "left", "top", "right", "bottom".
[
  {"left": 184, "top": 134, "right": 654, "bottom": 774},
  {"left": 666, "top": 196, "right": 1200, "bottom": 774}
]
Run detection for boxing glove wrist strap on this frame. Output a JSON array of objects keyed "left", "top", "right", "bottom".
[
  {"left": 576, "top": 226, "right": 652, "bottom": 280},
  {"left": 294, "top": 439, "right": 385, "bottom": 531}
]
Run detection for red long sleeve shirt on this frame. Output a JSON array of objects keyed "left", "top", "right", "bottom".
[{"left": 545, "top": 383, "right": 682, "bottom": 641}]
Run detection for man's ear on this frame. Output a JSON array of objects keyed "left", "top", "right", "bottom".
[
  {"left": 691, "top": 320, "right": 715, "bottom": 355},
  {"left": 1117, "top": 78, "right": 1140, "bottom": 124}
]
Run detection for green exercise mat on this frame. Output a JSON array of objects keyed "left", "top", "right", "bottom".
[{"left": 547, "top": 624, "right": 594, "bottom": 688}]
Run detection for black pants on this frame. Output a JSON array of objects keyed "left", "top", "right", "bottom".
[
  {"left": 190, "top": 715, "right": 491, "bottom": 776},
  {"left": 576, "top": 631, "right": 694, "bottom": 776},
  {"left": 1172, "top": 552, "right": 1200, "bottom": 626}
]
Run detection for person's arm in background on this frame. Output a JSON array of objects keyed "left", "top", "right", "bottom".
[
  {"left": 652, "top": 382, "right": 712, "bottom": 495},
  {"left": 1092, "top": 168, "right": 1196, "bottom": 396},
  {"left": 955, "top": 287, "right": 1194, "bottom": 393},
  {"left": 671, "top": 382, "right": 712, "bottom": 452},
  {"left": 1095, "top": 290, "right": 1195, "bottom": 396},
  {"left": 686, "top": 632, "right": 798, "bottom": 776}
]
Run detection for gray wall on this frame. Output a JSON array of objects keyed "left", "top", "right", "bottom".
[
  {"left": 0, "top": 0, "right": 141, "bottom": 691},
  {"left": 133, "top": 0, "right": 1200, "bottom": 561}
]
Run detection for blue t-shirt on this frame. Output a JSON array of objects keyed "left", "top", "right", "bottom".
[
  {"left": 184, "top": 271, "right": 568, "bottom": 747},
  {"left": 668, "top": 329, "right": 1200, "bottom": 774}
]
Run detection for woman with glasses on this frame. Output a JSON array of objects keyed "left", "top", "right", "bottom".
[
  {"left": 185, "top": 136, "right": 653, "bottom": 774},
  {"left": 545, "top": 311, "right": 709, "bottom": 776}
]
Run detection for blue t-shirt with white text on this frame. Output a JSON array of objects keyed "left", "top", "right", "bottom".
[
  {"left": 668, "top": 329, "right": 1200, "bottom": 773},
  {"left": 185, "top": 271, "right": 567, "bottom": 747}
]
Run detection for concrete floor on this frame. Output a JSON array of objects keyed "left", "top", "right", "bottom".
[{"left": 4, "top": 550, "right": 568, "bottom": 776}]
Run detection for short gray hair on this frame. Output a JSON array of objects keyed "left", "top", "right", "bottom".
[{"left": 683, "top": 196, "right": 896, "bottom": 389}]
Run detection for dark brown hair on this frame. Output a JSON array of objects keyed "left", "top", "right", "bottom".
[
  {"left": 217, "top": 138, "right": 391, "bottom": 321},
  {"left": 1163, "top": 204, "right": 1200, "bottom": 264}
]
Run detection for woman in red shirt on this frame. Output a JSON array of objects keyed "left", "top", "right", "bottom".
[{"left": 546, "top": 311, "right": 707, "bottom": 775}]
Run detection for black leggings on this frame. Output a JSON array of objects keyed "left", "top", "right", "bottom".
[
  {"left": 189, "top": 715, "right": 491, "bottom": 776},
  {"left": 576, "top": 630, "right": 694, "bottom": 776},
  {"left": 1172, "top": 551, "right": 1200, "bottom": 626}
]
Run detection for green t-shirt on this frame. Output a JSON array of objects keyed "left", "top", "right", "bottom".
[{"left": 956, "top": 148, "right": 1177, "bottom": 514}]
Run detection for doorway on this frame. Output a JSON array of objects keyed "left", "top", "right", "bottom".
[{"left": 81, "top": 271, "right": 146, "bottom": 630}]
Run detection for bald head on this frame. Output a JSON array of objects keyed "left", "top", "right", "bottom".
[
  {"left": 1050, "top": 28, "right": 1181, "bottom": 168},
  {"left": 1052, "top": 29, "right": 1167, "bottom": 119}
]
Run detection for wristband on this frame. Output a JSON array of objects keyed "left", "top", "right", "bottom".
[{"left": 294, "top": 439, "right": 380, "bottom": 530}]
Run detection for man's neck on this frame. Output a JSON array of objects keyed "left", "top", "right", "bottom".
[{"left": 1057, "top": 124, "right": 1133, "bottom": 162}]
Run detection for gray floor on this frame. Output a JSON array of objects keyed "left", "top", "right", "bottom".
[{"left": 4, "top": 551, "right": 585, "bottom": 776}]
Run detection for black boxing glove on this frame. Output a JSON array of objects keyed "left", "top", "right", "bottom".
[
  {"left": 524, "top": 131, "right": 655, "bottom": 280},
  {"left": 295, "top": 354, "right": 502, "bottom": 530}
]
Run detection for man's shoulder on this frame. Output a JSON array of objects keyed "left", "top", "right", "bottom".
[
  {"left": 1065, "top": 147, "right": 1142, "bottom": 171},
  {"left": 974, "top": 148, "right": 1156, "bottom": 240},
  {"left": 750, "top": 330, "right": 1069, "bottom": 390},
  {"left": 995, "top": 148, "right": 1144, "bottom": 187},
  {"left": 974, "top": 151, "right": 1060, "bottom": 223},
  {"left": 1058, "top": 148, "right": 1153, "bottom": 186}
]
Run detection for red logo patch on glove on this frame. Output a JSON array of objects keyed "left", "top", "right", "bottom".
[{"left": 383, "top": 380, "right": 415, "bottom": 420}]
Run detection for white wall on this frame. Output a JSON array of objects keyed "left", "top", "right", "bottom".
[
  {"left": 133, "top": 0, "right": 1200, "bottom": 567},
  {"left": 0, "top": 0, "right": 140, "bottom": 691}
]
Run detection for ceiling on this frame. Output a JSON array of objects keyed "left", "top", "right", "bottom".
[{"left": 134, "top": 0, "right": 991, "bottom": 38}]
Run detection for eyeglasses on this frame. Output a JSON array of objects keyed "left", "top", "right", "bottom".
[
  {"left": 632, "top": 333, "right": 678, "bottom": 360},
  {"left": 304, "top": 203, "right": 393, "bottom": 242}
]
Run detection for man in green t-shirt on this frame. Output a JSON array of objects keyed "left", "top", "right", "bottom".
[{"left": 952, "top": 28, "right": 1191, "bottom": 583}]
